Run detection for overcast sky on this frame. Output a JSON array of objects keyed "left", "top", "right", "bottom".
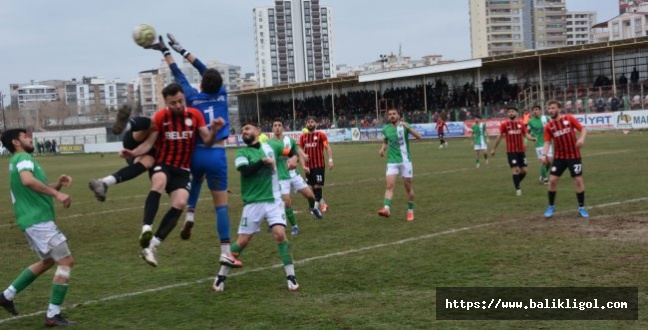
[{"left": 0, "top": 0, "right": 618, "bottom": 105}]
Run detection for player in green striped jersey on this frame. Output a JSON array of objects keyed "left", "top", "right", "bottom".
[
  {"left": 470, "top": 115, "right": 489, "bottom": 168},
  {"left": 377, "top": 109, "right": 422, "bottom": 221},
  {"left": 527, "top": 105, "right": 552, "bottom": 184},
  {"left": 0, "top": 129, "right": 76, "bottom": 326},
  {"left": 212, "top": 122, "right": 299, "bottom": 292},
  {"left": 269, "top": 119, "right": 322, "bottom": 236}
]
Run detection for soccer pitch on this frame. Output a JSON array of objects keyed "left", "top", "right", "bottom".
[{"left": 0, "top": 132, "right": 647, "bottom": 329}]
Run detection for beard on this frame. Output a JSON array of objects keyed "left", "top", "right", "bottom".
[
  {"left": 23, "top": 144, "right": 35, "bottom": 154},
  {"left": 242, "top": 134, "right": 256, "bottom": 145}
]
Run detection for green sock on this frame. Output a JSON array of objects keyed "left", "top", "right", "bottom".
[
  {"left": 408, "top": 201, "right": 414, "bottom": 211},
  {"left": 475, "top": 159, "right": 480, "bottom": 164},
  {"left": 11, "top": 268, "right": 37, "bottom": 293},
  {"left": 384, "top": 198, "right": 392, "bottom": 208},
  {"left": 540, "top": 165, "right": 547, "bottom": 178},
  {"left": 50, "top": 283, "right": 69, "bottom": 306},
  {"left": 308, "top": 198, "right": 315, "bottom": 209},
  {"left": 277, "top": 241, "right": 293, "bottom": 266},
  {"left": 285, "top": 207, "right": 296, "bottom": 226},
  {"left": 231, "top": 242, "right": 244, "bottom": 257}
]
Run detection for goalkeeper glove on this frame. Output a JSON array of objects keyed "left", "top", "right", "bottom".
[
  {"left": 167, "top": 33, "right": 190, "bottom": 58},
  {"left": 145, "top": 36, "right": 170, "bottom": 56}
]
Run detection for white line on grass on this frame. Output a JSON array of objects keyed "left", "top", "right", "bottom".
[
  {"left": 1, "top": 196, "right": 646, "bottom": 325},
  {"left": 0, "top": 148, "right": 632, "bottom": 225}
]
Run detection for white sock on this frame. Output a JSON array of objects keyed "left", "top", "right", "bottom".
[
  {"left": 47, "top": 304, "right": 61, "bottom": 318},
  {"left": 150, "top": 237, "right": 162, "bottom": 248},
  {"left": 284, "top": 264, "right": 295, "bottom": 277},
  {"left": 384, "top": 205, "right": 391, "bottom": 211},
  {"left": 185, "top": 211, "right": 195, "bottom": 222},
  {"left": 314, "top": 201, "right": 320, "bottom": 209},
  {"left": 220, "top": 243, "right": 231, "bottom": 256},
  {"left": 101, "top": 175, "right": 117, "bottom": 186},
  {"left": 3, "top": 286, "right": 16, "bottom": 300},
  {"left": 218, "top": 265, "right": 231, "bottom": 277}
]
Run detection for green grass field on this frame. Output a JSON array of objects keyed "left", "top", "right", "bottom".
[{"left": 0, "top": 132, "right": 647, "bottom": 329}]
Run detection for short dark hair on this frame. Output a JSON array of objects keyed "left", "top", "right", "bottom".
[
  {"left": 201, "top": 69, "right": 223, "bottom": 94},
  {"left": 507, "top": 106, "right": 518, "bottom": 112},
  {"left": 387, "top": 108, "right": 400, "bottom": 114},
  {"left": 162, "top": 83, "right": 184, "bottom": 99},
  {"left": 1, "top": 128, "right": 27, "bottom": 153},
  {"left": 241, "top": 121, "right": 259, "bottom": 128},
  {"left": 305, "top": 116, "right": 316, "bottom": 122},
  {"left": 273, "top": 118, "right": 283, "bottom": 125},
  {"left": 546, "top": 99, "right": 562, "bottom": 108},
  {"left": 532, "top": 105, "right": 541, "bottom": 110}
]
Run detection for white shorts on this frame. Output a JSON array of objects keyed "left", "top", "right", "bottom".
[
  {"left": 474, "top": 141, "right": 488, "bottom": 151},
  {"left": 280, "top": 175, "right": 309, "bottom": 195},
  {"left": 386, "top": 162, "right": 413, "bottom": 178},
  {"left": 238, "top": 202, "right": 287, "bottom": 235},
  {"left": 535, "top": 146, "right": 554, "bottom": 160},
  {"left": 24, "top": 221, "right": 71, "bottom": 261}
]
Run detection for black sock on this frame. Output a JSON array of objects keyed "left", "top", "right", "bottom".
[
  {"left": 155, "top": 207, "right": 183, "bottom": 240},
  {"left": 112, "top": 163, "right": 147, "bottom": 183},
  {"left": 440, "top": 139, "right": 445, "bottom": 145},
  {"left": 548, "top": 191, "right": 557, "bottom": 205},
  {"left": 484, "top": 154, "right": 488, "bottom": 160},
  {"left": 519, "top": 172, "right": 526, "bottom": 183},
  {"left": 313, "top": 187, "right": 323, "bottom": 202},
  {"left": 512, "top": 174, "right": 520, "bottom": 189},
  {"left": 576, "top": 191, "right": 585, "bottom": 207},
  {"left": 129, "top": 117, "right": 151, "bottom": 132},
  {"left": 143, "top": 191, "right": 162, "bottom": 226}
]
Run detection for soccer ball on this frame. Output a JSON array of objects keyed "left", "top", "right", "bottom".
[
  {"left": 258, "top": 133, "right": 269, "bottom": 143},
  {"left": 302, "top": 128, "right": 309, "bottom": 133},
  {"left": 132, "top": 24, "right": 157, "bottom": 47}
]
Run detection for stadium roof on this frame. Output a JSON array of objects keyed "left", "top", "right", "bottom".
[
  {"left": 232, "top": 36, "right": 648, "bottom": 96},
  {"left": 358, "top": 59, "right": 482, "bottom": 83}
]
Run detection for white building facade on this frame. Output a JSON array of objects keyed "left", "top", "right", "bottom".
[
  {"left": 470, "top": 0, "right": 567, "bottom": 58},
  {"left": 254, "top": 0, "right": 336, "bottom": 87},
  {"left": 566, "top": 11, "right": 597, "bottom": 45}
]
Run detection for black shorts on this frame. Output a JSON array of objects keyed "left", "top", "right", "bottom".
[
  {"left": 506, "top": 152, "right": 528, "bottom": 168},
  {"left": 306, "top": 167, "right": 326, "bottom": 186},
  {"left": 550, "top": 158, "right": 583, "bottom": 178},
  {"left": 150, "top": 164, "right": 191, "bottom": 194},
  {"left": 123, "top": 130, "right": 156, "bottom": 166},
  {"left": 438, "top": 133, "right": 445, "bottom": 139}
]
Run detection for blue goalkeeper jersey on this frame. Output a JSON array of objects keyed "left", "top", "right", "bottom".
[{"left": 170, "top": 58, "right": 230, "bottom": 144}]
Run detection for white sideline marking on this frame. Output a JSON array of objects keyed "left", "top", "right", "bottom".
[{"left": 1, "top": 196, "right": 646, "bottom": 325}]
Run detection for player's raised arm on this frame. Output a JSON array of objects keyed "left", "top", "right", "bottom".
[{"left": 167, "top": 33, "right": 208, "bottom": 74}]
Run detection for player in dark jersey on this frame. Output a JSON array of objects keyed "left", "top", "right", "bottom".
[
  {"left": 87, "top": 106, "right": 156, "bottom": 202},
  {"left": 490, "top": 107, "right": 536, "bottom": 196},
  {"left": 120, "top": 83, "right": 223, "bottom": 267},
  {"left": 435, "top": 118, "right": 449, "bottom": 149},
  {"left": 299, "top": 117, "right": 333, "bottom": 213},
  {"left": 541, "top": 100, "right": 589, "bottom": 218}
]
